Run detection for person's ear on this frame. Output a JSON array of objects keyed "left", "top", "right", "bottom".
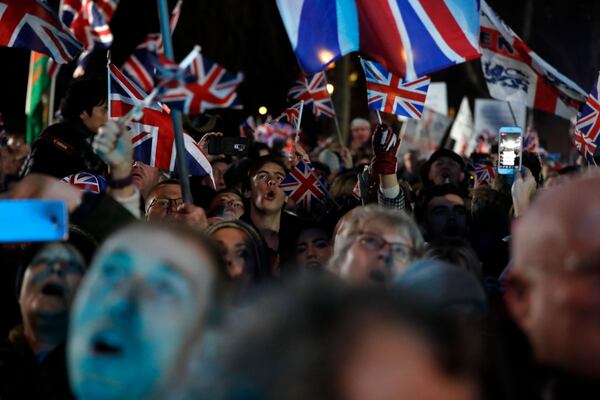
[
  {"left": 80, "top": 110, "right": 91, "bottom": 121},
  {"left": 504, "top": 269, "right": 533, "bottom": 331}
]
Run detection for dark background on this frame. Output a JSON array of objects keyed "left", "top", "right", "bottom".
[{"left": 1, "top": 0, "right": 599, "bottom": 153}]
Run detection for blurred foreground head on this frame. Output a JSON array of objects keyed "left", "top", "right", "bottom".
[
  {"left": 67, "top": 222, "right": 225, "bottom": 399},
  {"left": 507, "top": 172, "right": 600, "bottom": 378},
  {"left": 193, "top": 279, "right": 479, "bottom": 400}
]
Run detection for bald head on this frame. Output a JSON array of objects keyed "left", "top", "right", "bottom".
[
  {"left": 513, "top": 173, "right": 600, "bottom": 274},
  {"left": 507, "top": 172, "right": 600, "bottom": 378}
]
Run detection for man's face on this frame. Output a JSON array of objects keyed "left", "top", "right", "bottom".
[
  {"left": 20, "top": 243, "right": 86, "bottom": 319},
  {"left": 426, "top": 194, "right": 468, "bottom": 241},
  {"left": 510, "top": 208, "right": 600, "bottom": 378},
  {"left": 337, "top": 221, "right": 414, "bottom": 284},
  {"left": 208, "top": 192, "right": 244, "bottom": 219},
  {"left": 68, "top": 230, "right": 214, "bottom": 399},
  {"left": 80, "top": 101, "right": 108, "bottom": 133},
  {"left": 295, "top": 228, "right": 332, "bottom": 270},
  {"left": 351, "top": 124, "right": 371, "bottom": 145},
  {"left": 132, "top": 162, "right": 161, "bottom": 199},
  {"left": 251, "top": 162, "right": 286, "bottom": 215},
  {"left": 146, "top": 184, "right": 183, "bottom": 222},
  {"left": 428, "top": 157, "right": 464, "bottom": 186},
  {"left": 338, "top": 317, "right": 477, "bottom": 400},
  {"left": 209, "top": 161, "right": 228, "bottom": 191}
]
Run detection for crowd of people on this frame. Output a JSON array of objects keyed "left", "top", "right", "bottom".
[{"left": 1, "top": 77, "right": 599, "bottom": 400}]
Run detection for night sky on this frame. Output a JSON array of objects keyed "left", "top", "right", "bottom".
[{"left": 1, "top": 0, "right": 599, "bottom": 151}]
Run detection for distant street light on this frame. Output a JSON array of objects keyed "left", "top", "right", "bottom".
[
  {"left": 258, "top": 106, "right": 268, "bottom": 115},
  {"left": 326, "top": 83, "right": 334, "bottom": 94}
]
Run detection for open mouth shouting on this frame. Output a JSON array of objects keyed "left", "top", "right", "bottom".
[
  {"left": 264, "top": 189, "right": 277, "bottom": 202},
  {"left": 41, "top": 282, "right": 66, "bottom": 298},
  {"left": 91, "top": 331, "right": 125, "bottom": 358}
]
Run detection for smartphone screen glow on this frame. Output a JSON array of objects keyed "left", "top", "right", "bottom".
[{"left": 498, "top": 128, "right": 522, "bottom": 174}]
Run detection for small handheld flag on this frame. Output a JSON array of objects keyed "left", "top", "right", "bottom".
[
  {"left": 360, "top": 58, "right": 430, "bottom": 119},
  {"left": 62, "top": 172, "right": 107, "bottom": 193},
  {"left": 288, "top": 72, "right": 335, "bottom": 118},
  {"left": 155, "top": 49, "right": 244, "bottom": 115},
  {"left": 574, "top": 73, "right": 600, "bottom": 164},
  {"left": 279, "top": 160, "right": 328, "bottom": 212}
]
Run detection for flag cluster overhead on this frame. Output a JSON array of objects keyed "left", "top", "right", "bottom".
[
  {"left": 108, "top": 62, "right": 213, "bottom": 178},
  {"left": 276, "top": 0, "right": 480, "bottom": 80}
]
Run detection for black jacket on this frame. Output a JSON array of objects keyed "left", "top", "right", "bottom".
[
  {"left": 0, "top": 338, "right": 73, "bottom": 399},
  {"left": 21, "top": 120, "right": 106, "bottom": 179}
]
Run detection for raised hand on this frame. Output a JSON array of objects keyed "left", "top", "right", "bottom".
[{"left": 371, "top": 124, "right": 401, "bottom": 175}]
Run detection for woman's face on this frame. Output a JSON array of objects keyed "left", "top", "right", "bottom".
[
  {"left": 295, "top": 228, "right": 333, "bottom": 271},
  {"left": 212, "top": 227, "right": 254, "bottom": 280}
]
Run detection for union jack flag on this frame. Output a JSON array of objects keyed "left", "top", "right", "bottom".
[
  {"left": 523, "top": 126, "right": 539, "bottom": 153},
  {"left": 61, "top": 171, "right": 107, "bottom": 193},
  {"left": 279, "top": 160, "right": 328, "bottom": 212},
  {"left": 121, "top": 0, "right": 181, "bottom": 92},
  {"left": 0, "top": 0, "right": 82, "bottom": 64},
  {"left": 356, "top": 0, "right": 480, "bottom": 81},
  {"left": 360, "top": 59, "right": 430, "bottom": 119},
  {"left": 109, "top": 63, "right": 213, "bottom": 177},
  {"left": 60, "top": 0, "right": 115, "bottom": 77},
  {"left": 288, "top": 72, "right": 335, "bottom": 118},
  {"left": 238, "top": 115, "right": 256, "bottom": 137},
  {"left": 276, "top": 101, "right": 303, "bottom": 129},
  {"left": 95, "top": 0, "right": 118, "bottom": 22},
  {"left": 469, "top": 162, "right": 495, "bottom": 186},
  {"left": 575, "top": 73, "right": 600, "bottom": 164},
  {"left": 122, "top": 34, "right": 162, "bottom": 92},
  {"left": 156, "top": 51, "right": 244, "bottom": 115},
  {"left": 254, "top": 121, "right": 295, "bottom": 148}
]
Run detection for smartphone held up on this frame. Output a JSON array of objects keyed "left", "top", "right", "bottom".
[
  {"left": 0, "top": 200, "right": 68, "bottom": 243},
  {"left": 497, "top": 127, "right": 523, "bottom": 175}
]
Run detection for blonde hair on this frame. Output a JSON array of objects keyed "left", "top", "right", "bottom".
[{"left": 328, "top": 204, "right": 425, "bottom": 272}]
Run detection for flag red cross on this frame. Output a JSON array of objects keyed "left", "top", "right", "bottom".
[
  {"left": 0, "top": 1, "right": 70, "bottom": 61},
  {"left": 577, "top": 95, "right": 600, "bottom": 142},
  {"left": 286, "top": 168, "right": 324, "bottom": 202},
  {"left": 367, "top": 76, "right": 427, "bottom": 115}
]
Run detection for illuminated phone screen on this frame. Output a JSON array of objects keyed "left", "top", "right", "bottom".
[
  {"left": 498, "top": 128, "right": 522, "bottom": 174},
  {"left": 0, "top": 200, "right": 68, "bottom": 242}
]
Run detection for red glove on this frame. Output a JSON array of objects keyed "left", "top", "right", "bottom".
[{"left": 371, "top": 124, "right": 401, "bottom": 175}]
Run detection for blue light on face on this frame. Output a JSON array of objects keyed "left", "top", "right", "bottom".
[{"left": 68, "top": 239, "right": 201, "bottom": 400}]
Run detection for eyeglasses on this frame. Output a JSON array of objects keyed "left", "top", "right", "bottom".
[
  {"left": 149, "top": 197, "right": 183, "bottom": 211},
  {"left": 356, "top": 231, "right": 413, "bottom": 262},
  {"left": 252, "top": 172, "right": 285, "bottom": 185}
]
